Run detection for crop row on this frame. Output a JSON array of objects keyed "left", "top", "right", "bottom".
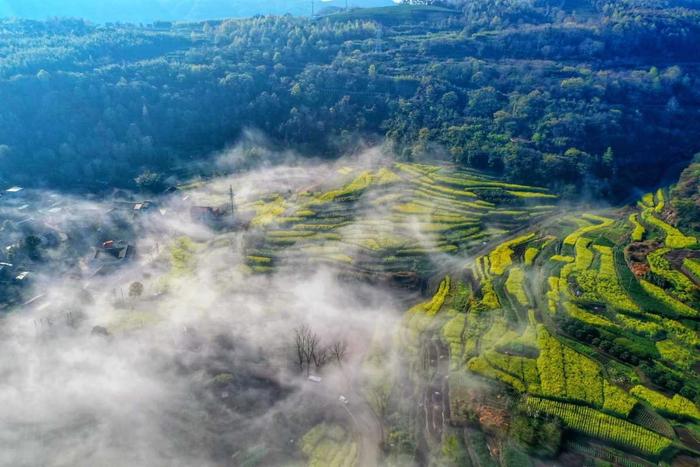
[
  {"left": 684, "top": 258, "right": 700, "bottom": 279},
  {"left": 526, "top": 398, "right": 672, "bottom": 456},
  {"left": 640, "top": 210, "right": 696, "bottom": 249},
  {"left": 563, "top": 302, "right": 614, "bottom": 328},
  {"left": 639, "top": 279, "right": 698, "bottom": 318},
  {"left": 646, "top": 248, "right": 695, "bottom": 302},
  {"left": 505, "top": 267, "right": 529, "bottom": 306},
  {"left": 630, "top": 386, "right": 700, "bottom": 421},
  {"left": 563, "top": 214, "right": 614, "bottom": 246},
  {"left": 302, "top": 424, "right": 358, "bottom": 467},
  {"left": 536, "top": 327, "right": 636, "bottom": 416},
  {"left": 591, "top": 245, "right": 640, "bottom": 312},
  {"left": 468, "top": 356, "right": 527, "bottom": 392},
  {"left": 484, "top": 350, "right": 540, "bottom": 387},
  {"left": 574, "top": 238, "right": 594, "bottom": 271},
  {"left": 489, "top": 233, "right": 535, "bottom": 275}
]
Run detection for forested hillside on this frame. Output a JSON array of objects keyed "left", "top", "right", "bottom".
[
  {"left": 0, "top": 0, "right": 699, "bottom": 197},
  {"left": 0, "top": 0, "right": 395, "bottom": 23}
]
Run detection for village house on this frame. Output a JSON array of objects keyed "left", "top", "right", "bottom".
[{"left": 94, "top": 240, "right": 136, "bottom": 262}]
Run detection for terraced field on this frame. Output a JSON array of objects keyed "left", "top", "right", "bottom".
[
  {"left": 392, "top": 186, "right": 700, "bottom": 464},
  {"left": 180, "top": 164, "right": 698, "bottom": 465},
  {"left": 232, "top": 162, "right": 558, "bottom": 283}
]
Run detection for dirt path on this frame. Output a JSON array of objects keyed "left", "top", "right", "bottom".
[{"left": 344, "top": 398, "right": 382, "bottom": 467}]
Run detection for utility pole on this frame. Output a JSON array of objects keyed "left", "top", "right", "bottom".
[{"left": 311, "top": 0, "right": 315, "bottom": 16}]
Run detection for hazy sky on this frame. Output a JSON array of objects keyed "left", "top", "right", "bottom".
[{"left": 0, "top": 0, "right": 395, "bottom": 22}]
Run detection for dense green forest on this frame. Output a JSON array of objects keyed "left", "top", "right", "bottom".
[
  {"left": 0, "top": 0, "right": 394, "bottom": 23},
  {"left": 0, "top": 0, "right": 699, "bottom": 198}
]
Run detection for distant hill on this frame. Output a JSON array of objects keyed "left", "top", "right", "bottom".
[{"left": 0, "top": 0, "right": 395, "bottom": 23}]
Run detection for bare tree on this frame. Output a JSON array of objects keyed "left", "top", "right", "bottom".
[
  {"left": 330, "top": 339, "right": 348, "bottom": 366},
  {"left": 313, "top": 345, "right": 330, "bottom": 369},
  {"left": 294, "top": 325, "right": 319, "bottom": 376},
  {"left": 294, "top": 326, "right": 306, "bottom": 372},
  {"left": 294, "top": 327, "right": 349, "bottom": 375}
]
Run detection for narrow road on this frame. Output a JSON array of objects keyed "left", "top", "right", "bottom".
[{"left": 345, "top": 398, "right": 382, "bottom": 467}]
